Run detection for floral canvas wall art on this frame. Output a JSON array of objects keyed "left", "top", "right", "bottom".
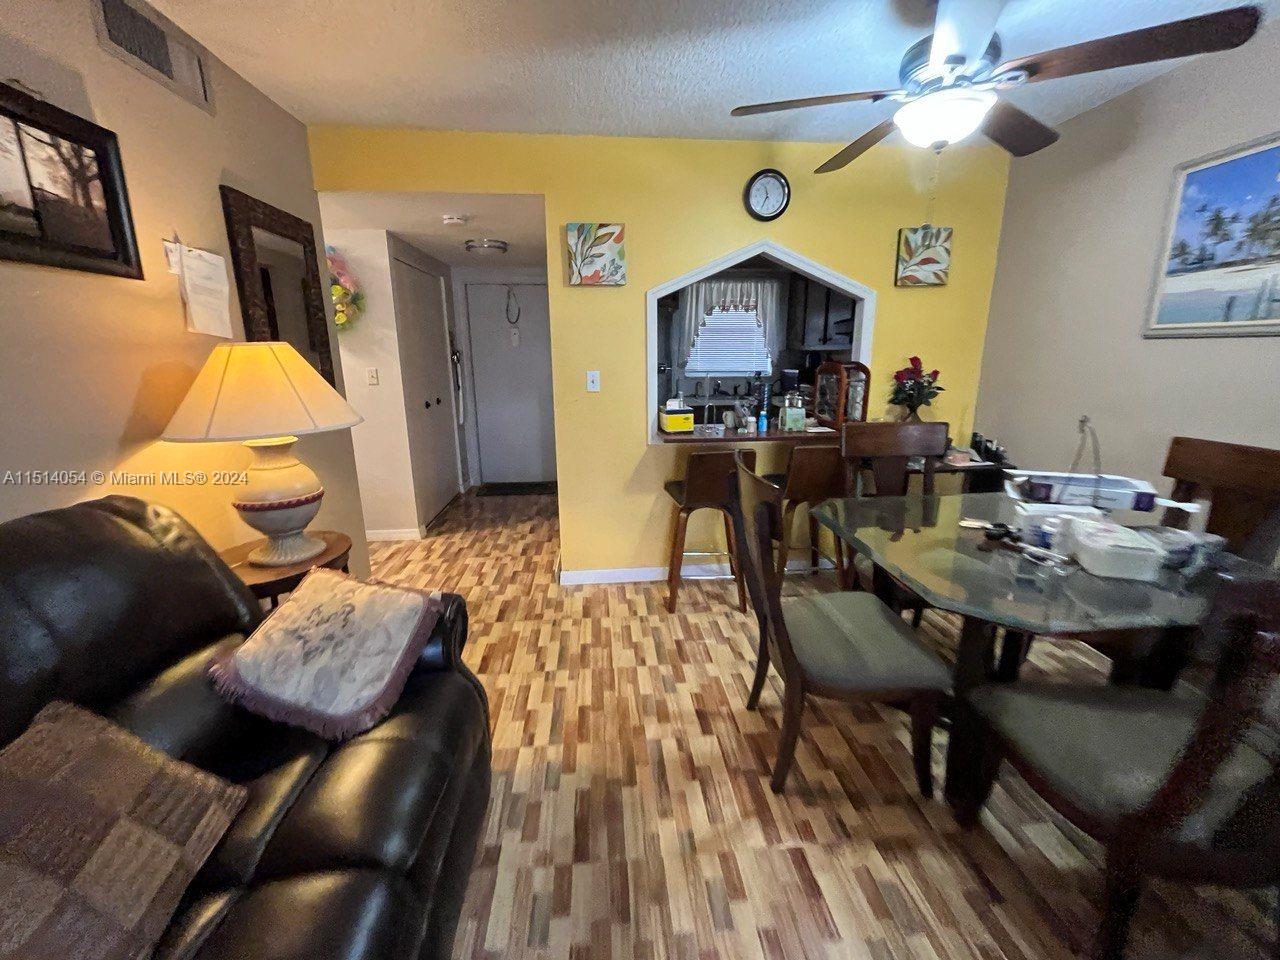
[
  {"left": 895, "top": 225, "right": 952, "bottom": 287},
  {"left": 567, "top": 222, "right": 626, "bottom": 285}
]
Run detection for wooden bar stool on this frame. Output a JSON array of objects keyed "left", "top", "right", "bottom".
[
  {"left": 763, "top": 445, "right": 848, "bottom": 582},
  {"left": 664, "top": 450, "right": 755, "bottom": 613}
]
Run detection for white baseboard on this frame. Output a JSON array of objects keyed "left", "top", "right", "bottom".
[
  {"left": 366, "top": 527, "right": 426, "bottom": 541},
  {"left": 558, "top": 556, "right": 834, "bottom": 586}
]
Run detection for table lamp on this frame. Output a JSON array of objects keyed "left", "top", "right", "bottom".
[{"left": 163, "top": 341, "right": 363, "bottom": 567}]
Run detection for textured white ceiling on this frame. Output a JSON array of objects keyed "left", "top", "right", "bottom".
[
  {"left": 153, "top": 0, "right": 1274, "bottom": 141},
  {"left": 319, "top": 192, "right": 547, "bottom": 267}
]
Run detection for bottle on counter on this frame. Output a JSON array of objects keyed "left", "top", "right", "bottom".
[
  {"left": 781, "top": 390, "right": 805, "bottom": 431},
  {"left": 756, "top": 374, "right": 770, "bottom": 435}
]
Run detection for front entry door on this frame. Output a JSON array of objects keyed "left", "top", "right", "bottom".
[
  {"left": 391, "top": 258, "right": 460, "bottom": 525},
  {"left": 465, "top": 283, "right": 556, "bottom": 483}
]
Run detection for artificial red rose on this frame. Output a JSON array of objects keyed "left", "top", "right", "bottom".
[
  {"left": 929, "top": 369, "right": 939, "bottom": 380},
  {"left": 909, "top": 356, "right": 923, "bottom": 370},
  {"left": 894, "top": 370, "right": 908, "bottom": 382}
]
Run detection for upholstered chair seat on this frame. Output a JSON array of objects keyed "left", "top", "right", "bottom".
[
  {"left": 968, "top": 682, "right": 1279, "bottom": 873},
  {"left": 780, "top": 593, "right": 951, "bottom": 692}
]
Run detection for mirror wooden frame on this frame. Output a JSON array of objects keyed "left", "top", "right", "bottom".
[{"left": 219, "top": 185, "right": 335, "bottom": 385}]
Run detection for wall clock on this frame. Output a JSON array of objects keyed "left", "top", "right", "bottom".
[{"left": 743, "top": 169, "right": 790, "bottom": 222}]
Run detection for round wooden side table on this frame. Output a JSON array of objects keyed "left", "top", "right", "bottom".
[{"left": 219, "top": 531, "right": 352, "bottom": 608}]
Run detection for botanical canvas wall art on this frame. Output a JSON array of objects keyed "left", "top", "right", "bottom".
[
  {"left": 895, "top": 225, "right": 951, "bottom": 287},
  {"left": 567, "top": 222, "right": 626, "bottom": 286},
  {"left": 1147, "top": 134, "right": 1280, "bottom": 338}
]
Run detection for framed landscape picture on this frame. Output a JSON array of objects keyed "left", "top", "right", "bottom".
[
  {"left": 0, "top": 80, "right": 142, "bottom": 279},
  {"left": 1145, "top": 133, "right": 1280, "bottom": 338}
]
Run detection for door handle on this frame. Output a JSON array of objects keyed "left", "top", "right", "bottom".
[
  {"left": 436, "top": 397, "right": 442, "bottom": 405},
  {"left": 424, "top": 400, "right": 432, "bottom": 409}
]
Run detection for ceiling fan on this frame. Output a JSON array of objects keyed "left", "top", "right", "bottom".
[{"left": 731, "top": 2, "right": 1262, "bottom": 173}]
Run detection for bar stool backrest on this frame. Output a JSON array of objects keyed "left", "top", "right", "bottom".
[
  {"left": 682, "top": 449, "right": 756, "bottom": 508},
  {"left": 780, "top": 445, "right": 846, "bottom": 504}
]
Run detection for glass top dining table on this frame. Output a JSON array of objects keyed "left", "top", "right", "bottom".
[{"left": 810, "top": 492, "right": 1242, "bottom": 637}]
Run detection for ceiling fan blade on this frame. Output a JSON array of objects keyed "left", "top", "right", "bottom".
[
  {"left": 731, "top": 90, "right": 897, "bottom": 117},
  {"left": 996, "top": 5, "right": 1261, "bottom": 84},
  {"left": 815, "top": 120, "right": 895, "bottom": 174},
  {"left": 930, "top": 0, "right": 1007, "bottom": 75},
  {"left": 982, "top": 99, "right": 1060, "bottom": 157}
]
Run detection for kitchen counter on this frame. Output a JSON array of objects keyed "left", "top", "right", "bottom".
[{"left": 654, "top": 428, "right": 839, "bottom": 445}]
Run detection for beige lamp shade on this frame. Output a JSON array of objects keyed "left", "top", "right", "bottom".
[{"left": 163, "top": 342, "right": 362, "bottom": 443}]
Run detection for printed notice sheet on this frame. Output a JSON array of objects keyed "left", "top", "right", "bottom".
[{"left": 178, "top": 244, "right": 233, "bottom": 338}]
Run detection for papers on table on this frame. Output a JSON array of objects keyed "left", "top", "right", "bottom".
[{"left": 165, "top": 239, "right": 233, "bottom": 339}]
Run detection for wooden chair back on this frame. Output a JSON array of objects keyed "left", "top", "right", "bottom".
[
  {"left": 841, "top": 421, "right": 949, "bottom": 497},
  {"left": 681, "top": 449, "right": 756, "bottom": 508},
  {"left": 780, "top": 445, "right": 846, "bottom": 504},
  {"left": 733, "top": 451, "right": 803, "bottom": 683},
  {"left": 1162, "top": 437, "right": 1280, "bottom": 559},
  {"left": 1124, "top": 574, "right": 1280, "bottom": 872}
]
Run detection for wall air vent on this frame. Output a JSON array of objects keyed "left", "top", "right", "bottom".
[{"left": 91, "top": 0, "right": 215, "bottom": 113}]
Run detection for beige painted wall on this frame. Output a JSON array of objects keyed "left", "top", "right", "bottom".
[
  {"left": 976, "top": 23, "right": 1280, "bottom": 490},
  {"left": 1, "top": 0, "right": 369, "bottom": 573}
]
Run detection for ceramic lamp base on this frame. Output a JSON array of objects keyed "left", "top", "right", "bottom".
[
  {"left": 232, "top": 437, "right": 326, "bottom": 567},
  {"left": 247, "top": 531, "right": 326, "bottom": 566}
]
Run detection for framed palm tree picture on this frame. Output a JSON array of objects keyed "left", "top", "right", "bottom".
[{"left": 1145, "top": 132, "right": 1280, "bottom": 338}]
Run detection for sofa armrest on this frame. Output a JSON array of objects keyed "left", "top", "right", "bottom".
[{"left": 417, "top": 593, "right": 468, "bottom": 672}]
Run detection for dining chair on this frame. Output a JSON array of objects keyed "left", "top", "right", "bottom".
[
  {"left": 947, "top": 574, "right": 1280, "bottom": 960},
  {"left": 841, "top": 421, "right": 950, "bottom": 623},
  {"left": 664, "top": 449, "right": 755, "bottom": 613},
  {"left": 762, "top": 444, "right": 849, "bottom": 582},
  {"left": 732, "top": 450, "right": 950, "bottom": 794},
  {"left": 1162, "top": 436, "right": 1280, "bottom": 562},
  {"left": 1091, "top": 436, "right": 1280, "bottom": 689}
]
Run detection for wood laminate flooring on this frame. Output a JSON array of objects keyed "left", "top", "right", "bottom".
[{"left": 369, "top": 493, "right": 1272, "bottom": 960}]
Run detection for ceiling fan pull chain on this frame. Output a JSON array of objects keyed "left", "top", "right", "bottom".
[{"left": 923, "top": 149, "right": 942, "bottom": 227}]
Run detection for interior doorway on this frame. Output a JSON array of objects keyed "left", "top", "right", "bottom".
[{"left": 318, "top": 190, "right": 556, "bottom": 539}]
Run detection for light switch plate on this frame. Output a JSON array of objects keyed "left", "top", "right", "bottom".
[
  {"left": 366, "top": 367, "right": 380, "bottom": 386},
  {"left": 586, "top": 370, "right": 600, "bottom": 392}
]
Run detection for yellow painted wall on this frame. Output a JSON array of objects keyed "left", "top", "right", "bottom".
[{"left": 310, "top": 127, "right": 1009, "bottom": 574}]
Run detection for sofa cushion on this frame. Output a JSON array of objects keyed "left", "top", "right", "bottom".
[
  {"left": 158, "top": 871, "right": 421, "bottom": 960},
  {"left": 257, "top": 667, "right": 488, "bottom": 878},
  {"left": 0, "top": 702, "right": 246, "bottom": 960}
]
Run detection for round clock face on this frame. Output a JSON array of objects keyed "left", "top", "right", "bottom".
[{"left": 744, "top": 169, "right": 790, "bottom": 221}]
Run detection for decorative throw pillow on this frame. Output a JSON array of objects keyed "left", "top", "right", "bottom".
[
  {"left": 209, "top": 567, "right": 443, "bottom": 739},
  {"left": 0, "top": 702, "right": 246, "bottom": 960}
]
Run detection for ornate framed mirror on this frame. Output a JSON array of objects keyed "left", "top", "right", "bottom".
[{"left": 219, "top": 185, "right": 335, "bottom": 385}]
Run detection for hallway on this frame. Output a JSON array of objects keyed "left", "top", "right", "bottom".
[{"left": 369, "top": 494, "right": 1271, "bottom": 960}]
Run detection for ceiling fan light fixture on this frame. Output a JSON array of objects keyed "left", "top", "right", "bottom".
[
  {"left": 464, "top": 238, "right": 509, "bottom": 254},
  {"left": 893, "top": 88, "right": 998, "bottom": 149}
]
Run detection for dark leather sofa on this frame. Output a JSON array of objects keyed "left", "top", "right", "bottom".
[{"left": 0, "top": 496, "right": 491, "bottom": 960}]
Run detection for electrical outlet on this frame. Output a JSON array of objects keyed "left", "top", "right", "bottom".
[
  {"left": 586, "top": 370, "right": 600, "bottom": 393},
  {"left": 365, "top": 367, "right": 380, "bottom": 386}
]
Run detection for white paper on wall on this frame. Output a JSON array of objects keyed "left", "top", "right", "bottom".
[{"left": 178, "top": 244, "right": 233, "bottom": 339}]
